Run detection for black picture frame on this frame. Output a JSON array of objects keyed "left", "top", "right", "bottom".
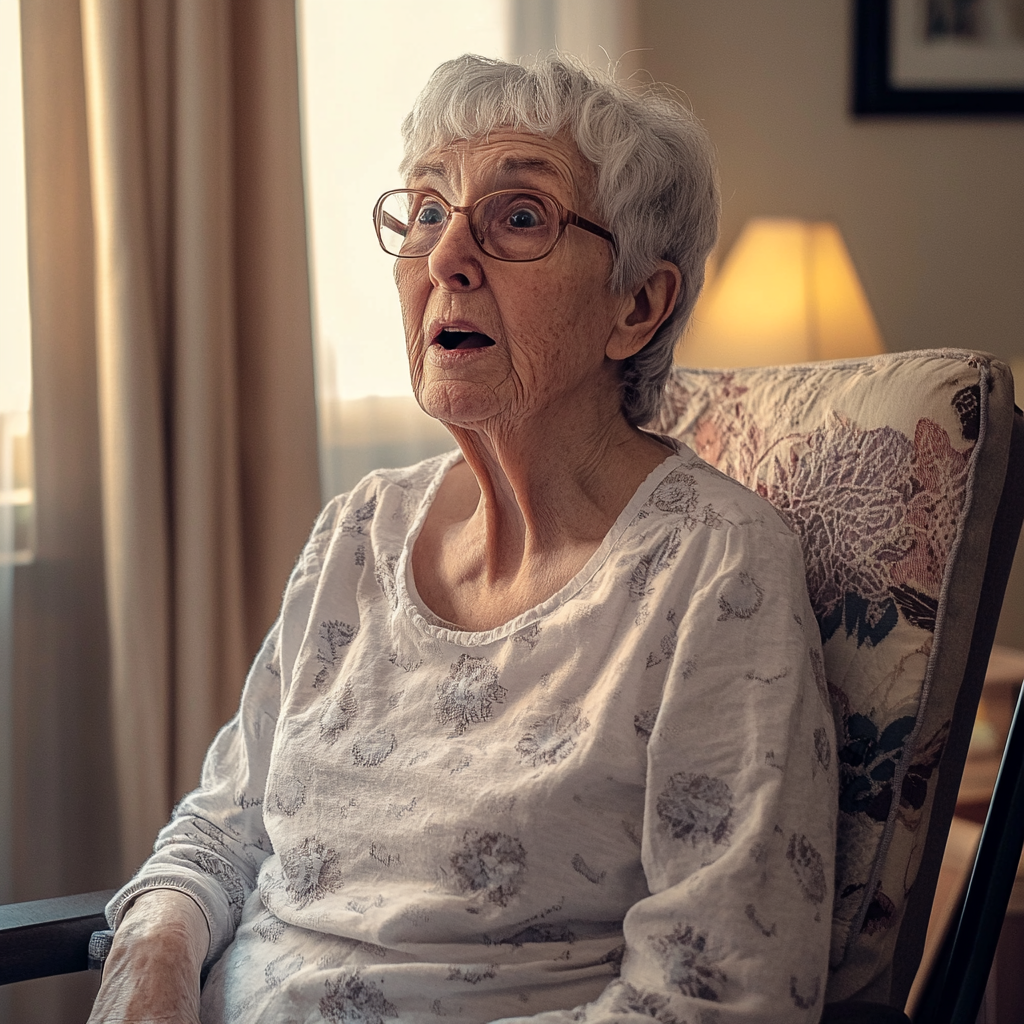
[{"left": 853, "top": 0, "right": 1024, "bottom": 115}]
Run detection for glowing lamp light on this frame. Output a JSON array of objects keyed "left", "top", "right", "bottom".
[{"left": 679, "top": 217, "right": 885, "bottom": 368}]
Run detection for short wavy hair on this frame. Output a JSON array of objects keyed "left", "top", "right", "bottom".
[{"left": 400, "top": 52, "right": 720, "bottom": 426}]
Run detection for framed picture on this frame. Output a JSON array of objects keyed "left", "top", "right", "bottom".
[{"left": 853, "top": 0, "right": 1024, "bottom": 114}]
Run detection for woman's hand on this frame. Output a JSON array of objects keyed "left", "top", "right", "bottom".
[{"left": 86, "top": 889, "right": 211, "bottom": 1024}]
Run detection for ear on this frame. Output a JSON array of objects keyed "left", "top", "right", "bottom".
[{"left": 605, "top": 261, "right": 682, "bottom": 361}]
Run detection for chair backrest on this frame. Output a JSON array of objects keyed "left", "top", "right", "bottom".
[{"left": 651, "top": 349, "right": 1019, "bottom": 1006}]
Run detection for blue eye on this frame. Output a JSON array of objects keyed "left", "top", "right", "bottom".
[
  {"left": 417, "top": 203, "right": 446, "bottom": 226},
  {"left": 508, "top": 207, "right": 540, "bottom": 229}
]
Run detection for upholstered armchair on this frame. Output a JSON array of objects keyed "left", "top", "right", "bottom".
[
  {"left": 652, "top": 348, "right": 1024, "bottom": 1020},
  {"left": 3, "top": 348, "right": 1022, "bottom": 1024}
]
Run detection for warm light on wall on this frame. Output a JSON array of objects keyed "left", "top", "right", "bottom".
[{"left": 679, "top": 217, "right": 885, "bottom": 368}]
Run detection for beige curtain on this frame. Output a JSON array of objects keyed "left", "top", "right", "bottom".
[
  {"left": 13, "top": 28, "right": 319, "bottom": 1022},
  {"left": 13, "top": 5, "right": 111, "bottom": 1020},
  {"left": 77, "top": 0, "right": 321, "bottom": 876}
]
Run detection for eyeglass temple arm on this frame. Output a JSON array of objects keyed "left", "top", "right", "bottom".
[
  {"left": 379, "top": 210, "right": 408, "bottom": 238},
  {"left": 566, "top": 211, "right": 617, "bottom": 251}
]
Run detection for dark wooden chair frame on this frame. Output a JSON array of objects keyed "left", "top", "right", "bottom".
[{"left": 912, "top": 406, "right": 1024, "bottom": 1024}]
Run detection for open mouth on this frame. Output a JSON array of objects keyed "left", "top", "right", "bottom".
[{"left": 435, "top": 329, "right": 496, "bottom": 351}]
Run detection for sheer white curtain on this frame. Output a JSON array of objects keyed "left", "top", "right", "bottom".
[{"left": 299, "top": 0, "right": 638, "bottom": 500}]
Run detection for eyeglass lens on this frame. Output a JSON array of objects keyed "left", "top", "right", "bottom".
[{"left": 377, "top": 190, "right": 561, "bottom": 261}]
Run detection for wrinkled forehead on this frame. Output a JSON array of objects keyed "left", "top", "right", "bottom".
[{"left": 404, "top": 130, "right": 596, "bottom": 210}]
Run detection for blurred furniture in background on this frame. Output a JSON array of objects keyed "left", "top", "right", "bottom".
[
  {"left": 958, "top": 646, "right": 1024, "bottom": 821},
  {"left": 908, "top": 645, "right": 1024, "bottom": 1022}
]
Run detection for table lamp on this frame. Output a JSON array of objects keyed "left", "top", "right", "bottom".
[{"left": 678, "top": 217, "right": 885, "bottom": 368}]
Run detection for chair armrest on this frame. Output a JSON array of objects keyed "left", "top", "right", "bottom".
[{"left": 0, "top": 889, "right": 117, "bottom": 985}]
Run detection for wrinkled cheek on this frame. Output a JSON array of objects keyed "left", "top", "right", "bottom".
[
  {"left": 407, "top": 345, "right": 426, "bottom": 394},
  {"left": 395, "top": 261, "right": 426, "bottom": 322},
  {"left": 395, "top": 264, "right": 429, "bottom": 388},
  {"left": 508, "top": 334, "right": 574, "bottom": 403},
  {"left": 401, "top": 322, "right": 426, "bottom": 392}
]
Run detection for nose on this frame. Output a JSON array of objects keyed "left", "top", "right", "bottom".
[{"left": 426, "top": 210, "right": 484, "bottom": 291}]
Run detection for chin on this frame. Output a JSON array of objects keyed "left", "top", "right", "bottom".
[{"left": 416, "top": 379, "right": 502, "bottom": 430}]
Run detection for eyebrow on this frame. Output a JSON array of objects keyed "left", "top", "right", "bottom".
[
  {"left": 492, "top": 156, "right": 577, "bottom": 204},
  {"left": 495, "top": 156, "right": 563, "bottom": 182},
  {"left": 408, "top": 162, "right": 449, "bottom": 185}
]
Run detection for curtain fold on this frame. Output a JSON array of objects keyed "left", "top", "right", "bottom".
[
  {"left": 167, "top": 0, "right": 250, "bottom": 806},
  {"left": 80, "top": 0, "right": 176, "bottom": 872},
  {"left": 21, "top": 0, "right": 320, "bottom": 892},
  {"left": 232, "top": 3, "right": 321, "bottom": 656}
]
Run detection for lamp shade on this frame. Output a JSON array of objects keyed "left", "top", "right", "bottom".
[{"left": 679, "top": 218, "right": 885, "bottom": 368}]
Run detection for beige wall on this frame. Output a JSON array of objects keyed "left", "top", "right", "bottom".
[{"left": 638, "top": 0, "right": 1024, "bottom": 648}]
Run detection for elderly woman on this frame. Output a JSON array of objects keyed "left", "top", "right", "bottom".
[{"left": 89, "top": 54, "right": 836, "bottom": 1024}]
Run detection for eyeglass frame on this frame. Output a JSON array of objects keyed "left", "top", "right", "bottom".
[{"left": 372, "top": 187, "right": 618, "bottom": 263}]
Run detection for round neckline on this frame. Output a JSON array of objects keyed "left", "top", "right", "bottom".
[{"left": 394, "top": 442, "right": 689, "bottom": 646}]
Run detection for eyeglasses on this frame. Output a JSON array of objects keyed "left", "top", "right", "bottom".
[{"left": 372, "top": 188, "right": 617, "bottom": 263}]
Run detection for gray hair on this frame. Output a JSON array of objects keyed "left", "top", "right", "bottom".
[{"left": 400, "top": 52, "right": 720, "bottom": 425}]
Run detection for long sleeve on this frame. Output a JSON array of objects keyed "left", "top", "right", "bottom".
[
  {"left": 493, "top": 515, "right": 837, "bottom": 1024},
  {"left": 105, "top": 497, "right": 342, "bottom": 963},
  {"left": 101, "top": 450, "right": 837, "bottom": 1024}
]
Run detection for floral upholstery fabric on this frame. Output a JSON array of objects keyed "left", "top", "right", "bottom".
[{"left": 650, "top": 349, "right": 1007, "bottom": 1002}]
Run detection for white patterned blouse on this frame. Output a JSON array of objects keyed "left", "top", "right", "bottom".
[{"left": 107, "top": 441, "right": 837, "bottom": 1024}]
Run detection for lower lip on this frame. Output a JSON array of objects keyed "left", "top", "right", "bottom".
[{"left": 425, "top": 342, "right": 496, "bottom": 367}]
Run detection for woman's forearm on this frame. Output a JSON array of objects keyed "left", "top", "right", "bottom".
[{"left": 87, "top": 889, "right": 210, "bottom": 1023}]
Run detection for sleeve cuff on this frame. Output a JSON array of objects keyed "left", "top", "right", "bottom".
[{"left": 105, "top": 872, "right": 234, "bottom": 968}]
